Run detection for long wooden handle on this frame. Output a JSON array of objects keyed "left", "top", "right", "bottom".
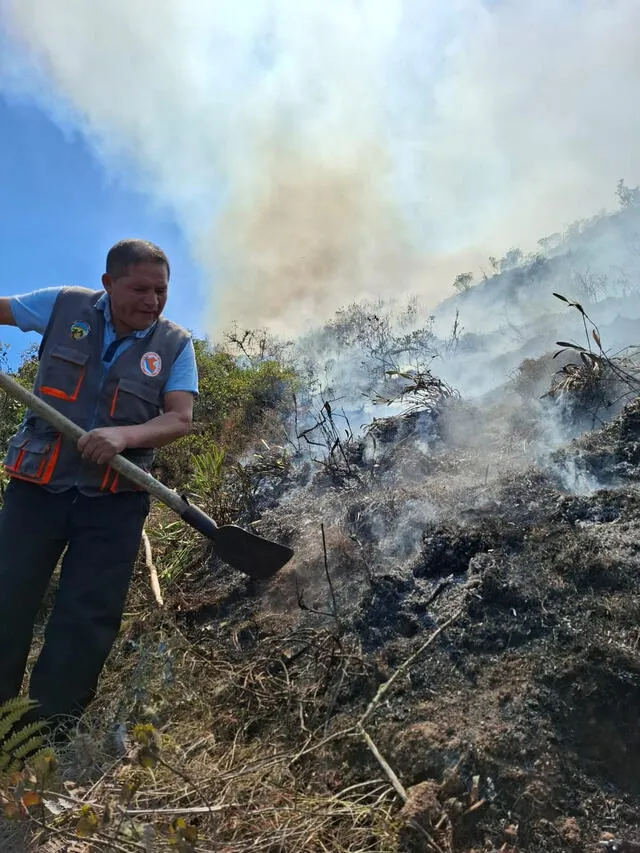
[
  {"left": 0, "top": 370, "right": 295, "bottom": 578},
  {"left": 0, "top": 370, "right": 192, "bottom": 517}
]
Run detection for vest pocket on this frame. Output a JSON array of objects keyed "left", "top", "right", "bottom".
[
  {"left": 109, "top": 378, "right": 162, "bottom": 426},
  {"left": 40, "top": 346, "right": 90, "bottom": 402},
  {"left": 4, "top": 434, "right": 62, "bottom": 484}
]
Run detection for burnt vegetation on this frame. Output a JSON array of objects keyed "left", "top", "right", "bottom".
[{"left": 3, "top": 183, "right": 640, "bottom": 851}]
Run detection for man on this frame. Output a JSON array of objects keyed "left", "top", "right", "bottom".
[{"left": 0, "top": 239, "right": 198, "bottom": 732}]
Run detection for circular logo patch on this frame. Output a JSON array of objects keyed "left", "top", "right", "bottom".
[
  {"left": 70, "top": 321, "right": 90, "bottom": 340},
  {"left": 140, "top": 352, "right": 162, "bottom": 377}
]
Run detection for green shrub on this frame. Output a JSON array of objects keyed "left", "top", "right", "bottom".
[
  {"left": 0, "top": 345, "right": 39, "bottom": 459},
  {"left": 193, "top": 339, "right": 297, "bottom": 440},
  {"left": 154, "top": 338, "right": 298, "bottom": 489}
]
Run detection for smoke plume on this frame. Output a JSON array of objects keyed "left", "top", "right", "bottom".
[{"left": 1, "top": 0, "right": 639, "bottom": 335}]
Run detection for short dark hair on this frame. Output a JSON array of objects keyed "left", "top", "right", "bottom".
[{"left": 105, "top": 239, "right": 170, "bottom": 280}]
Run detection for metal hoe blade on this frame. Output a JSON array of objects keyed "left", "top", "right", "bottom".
[{"left": 181, "top": 501, "right": 293, "bottom": 579}]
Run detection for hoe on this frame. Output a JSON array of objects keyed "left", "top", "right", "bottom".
[{"left": 0, "top": 371, "right": 294, "bottom": 580}]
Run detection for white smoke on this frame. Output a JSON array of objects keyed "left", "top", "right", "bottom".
[{"left": 1, "top": 0, "right": 639, "bottom": 335}]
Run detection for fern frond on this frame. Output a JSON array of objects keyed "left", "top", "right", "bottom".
[
  {"left": 11, "top": 735, "right": 45, "bottom": 763},
  {"left": 0, "top": 736, "right": 47, "bottom": 776},
  {"left": 0, "top": 697, "right": 45, "bottom": 779},
  {"left": 0, "top": 697, "right": 38, "bottom": 743},
  {"left": 1, "top": 721, "right": 44, "bottom": 755}
]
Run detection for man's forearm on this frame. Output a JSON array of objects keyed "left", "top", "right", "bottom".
[
  {"left": 120, "top": 411, "right": 192, "bottom": 449},
  {"left": 0, "top": 298, "right": 17, "bottom": 327},
  {"left": 78, "top": 391, "right": 195, "bottom": 464}
]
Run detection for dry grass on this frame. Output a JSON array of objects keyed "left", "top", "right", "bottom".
[
  {"left": 1, "top": 558, "right": 406, "bottom": 852},
  {"left": 1, "top": 519, "right": 472, "bottom": 853}
]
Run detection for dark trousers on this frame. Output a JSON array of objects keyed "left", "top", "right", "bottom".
[{"left": 0, "top": 478, "right": 149, "bottom": 723}]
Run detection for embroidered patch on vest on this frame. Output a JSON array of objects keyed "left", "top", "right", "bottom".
[
  {"left": 70, "top": 321, "right": 90, "bottom": 340},
  {"left": 140, "top": 352, "right": 162, "bottom": 377}
]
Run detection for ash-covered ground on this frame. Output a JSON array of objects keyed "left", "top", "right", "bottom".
[{"left": 176, "top": 351, "right": 640, "bottom": 853}]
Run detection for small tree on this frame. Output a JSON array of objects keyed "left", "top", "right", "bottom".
[
  {"left": 616, "top": 178, "right": 640, "bottom": 209},
  {"left": 453, "top": 272, "right": 473, "bottom": 294},
  {"left": 499, "top": 247, "right": 523, "bottom": 271}
]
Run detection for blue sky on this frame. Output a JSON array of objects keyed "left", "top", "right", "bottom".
[{"left": 0, "top": 93, "right": 205, "bottom": 366}]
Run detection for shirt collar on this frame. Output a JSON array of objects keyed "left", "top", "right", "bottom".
[{"left": 95, "top": 292, "right": 157, "bottom": 339}]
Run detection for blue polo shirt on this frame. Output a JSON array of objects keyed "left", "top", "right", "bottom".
[{"left": 9, "top": 286, "right": 198, "bottom": 395}]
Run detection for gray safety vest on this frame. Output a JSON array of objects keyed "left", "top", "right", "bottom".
[{"left": 4, "top": 286, "right": 190, "bottom": 496}]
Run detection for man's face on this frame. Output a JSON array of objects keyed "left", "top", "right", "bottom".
[{"left": 102, "top": 262, "right": 169, "bottom": 334}]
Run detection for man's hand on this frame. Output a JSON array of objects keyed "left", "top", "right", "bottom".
[
  {"left": 78, "top": 427, "right": 128, "bottom": 465},
  {"left": 77, "top": 392, "right": 193, "bottom": 466}
]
